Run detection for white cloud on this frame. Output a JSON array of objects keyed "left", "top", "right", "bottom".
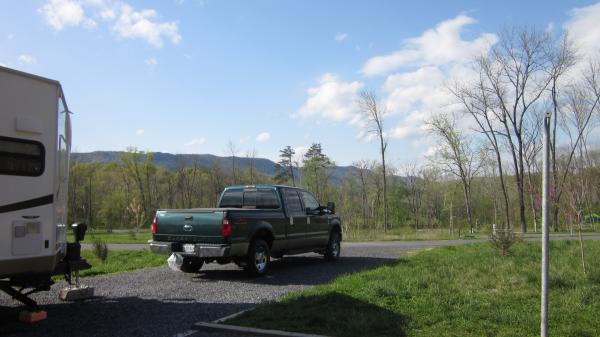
[
  {"left": 144, "top": 57, "right": 157, "bottom": 65},
  {"left": 334, "top": 32, "right": 348, "bottom": 42},
  {"left": 256, "top": 132, "right": 271, "bottom": 142},
  {"left": 184, "top": 138, "right": 206, "bottom": 146},
  {"left": 38, "top": 0, "right": 181, "bottom": 48},
  {"left": 136, "top": 129, "right": 144, "bottom": 136},
  {"left": 423, "top": 145, "right": 441, "bottom": 157},
  {"left": 383, "top": 66, "right": 446, "bottom": 114},
  {"left": 292, "top": 145, "right": 308, "bottom": 161},
  {"left": 100, "top": 8, "right": 116, "bottom": 21},
  {"left": 111, "top": 4, "right": 181, "bottom": 48},
  {"left": 38, "top": 0, "right": 97, "bottom": 31},
  {"left": 296, "top": 73, "right": 365, "bottom": 126},
  {"left": 361, "top": 15, "right": 497, "bottom": 76},
  {"left": 565, "top": 2, "right": 600, "bottom": 60},
  {"left": 18, "top": 55, "right": 37, "bottom": 64}
]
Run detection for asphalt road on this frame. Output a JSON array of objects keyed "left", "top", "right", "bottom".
[{"left": 0, "top": 240, "right": 475, "bottom": 337}]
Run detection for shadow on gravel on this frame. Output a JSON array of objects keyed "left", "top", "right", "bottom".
[
  {"left": 0, "top": 296, "right": 253, "bottom": 337},
  {"left": 192, "top": 255, "right": 401, "bottom": 286}
]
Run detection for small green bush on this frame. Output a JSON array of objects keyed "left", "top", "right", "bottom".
[
  {"left": 128, "top": 230, "right": 137, "bottom": 240},
  {"left": 92, "top": 237, "right": 109, "bottom": 263},
  {"left": 489, "top": 229, "right": 522, "bottom": 256}
]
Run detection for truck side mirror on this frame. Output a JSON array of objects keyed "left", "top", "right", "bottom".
[
  {"left": 71, "top": 223, "right": 88, "bottom": 242},
  {"left": 327, "top": 202, "right": 335, "bottom": 214}
]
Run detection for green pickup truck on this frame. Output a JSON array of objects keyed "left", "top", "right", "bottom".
[{"left": 149, "top": 185, "right": 342, "bottom": 276}]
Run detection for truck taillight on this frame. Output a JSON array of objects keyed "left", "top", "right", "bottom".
[
  {"left": 151, "top": 217, "right": 157, "bottom": 235},
  {"left": 221, "top": 219, "right": 232, "bottom": 238}
]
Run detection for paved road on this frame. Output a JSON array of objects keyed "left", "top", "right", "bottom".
[{"left": 1, "top": 240, "right": 477, "bottom": 337}]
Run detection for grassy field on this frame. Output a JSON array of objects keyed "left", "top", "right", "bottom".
[
  {"left": 76, "top": 249, "right": 166, "bottom": 277},
  {"left": 228, "top": 241, "right": 600, "bottom": 337},
  {"left": 343, "top": 227, "right": 466, "bottom": 242},
  {"left": 69, "top": 227, "right": 597, "bottom": 244},
  {"left": 69, "top": 230, "right": 152, "bottom": 244}
]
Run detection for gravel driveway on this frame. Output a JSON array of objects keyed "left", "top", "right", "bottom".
[{"left": 0, "top": 239, "right": 536, "bottom": 337}]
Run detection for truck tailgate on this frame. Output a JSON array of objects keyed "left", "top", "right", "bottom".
[{"left": 154, "top": 209, "right": 225, "bottom": 244}]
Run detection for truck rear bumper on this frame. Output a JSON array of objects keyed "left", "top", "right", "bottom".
[{"left": 149, "top": 241, "right": 231, "bottom": 258}]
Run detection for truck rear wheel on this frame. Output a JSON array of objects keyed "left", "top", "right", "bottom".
[
  {"left": 245, "top": 239, "right": 270, "bottom": 276},
  {"left": 324, "top": 231, "right": 341, "bottom": 260},
  {"left": 180, "top": 257, "right": 204, "bottom": 273}
]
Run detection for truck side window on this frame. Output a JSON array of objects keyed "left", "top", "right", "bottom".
[
  {"left": 300, "top": 191, "right": 320, "bottom": 210},
  {"left": 256, "top": 189, "right": 280, "bottom": 209},
  {"left": 219, "top": 189, "right": 243, "bottom": 207},
  {"left": 283, "top": 189, "right": 303, "bottom": 216}
]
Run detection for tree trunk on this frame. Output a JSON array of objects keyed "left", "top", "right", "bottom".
[{"left": 381, "top": 143, "right": 388, "bottom": 232}]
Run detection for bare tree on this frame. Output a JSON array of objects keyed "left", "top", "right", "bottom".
[
  {"left": 245, "top": 148, "right": 258, "bottom": 184},
  {"left": 428, "top": 112, "right": 482, "bottom": 233},
  {"left": 523, "top": 113, "right": 544, "bottom": 232},
  {"left": 358, "top": 90, "right": 389, "bottom": 231},
  {"left": 480, "top": 27, "right": 557, "bottom": 233},
  {"left": 451, "top": 71, "right": 512, "bottom": 230},
  {"left": 552, "top": 62, "right": 600, "bottom": 231},
  {"left": 119, "top": 148, "right": 157, "bottom": 226},
  {"left": 226, "top": 139, "right": 238, "bottom": 184},
  {"left": 175, "top": 155, "right": 201, "bottom": 209},
  {"left": 549, "top": 35, "right": 578, "bottom": 231},
  {"left": 352, "top": 159, "right": 372, "bottom": 229},
  {"left": 404, "top": 163, "right": 423, "bottom": 231}
]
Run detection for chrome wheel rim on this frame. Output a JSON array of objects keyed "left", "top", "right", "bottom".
[{"left": 255, "top": 246, "right": 267, "bottom": 272}]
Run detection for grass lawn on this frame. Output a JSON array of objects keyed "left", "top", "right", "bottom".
[
  {"left": 228, "top": 241, "right": 600, "bottom": 337},
  {"left": 69, "top": 230, "right": 152, "bottom": 244},
  {"left": 76, "top": 249, "right": 166, "bottom": 277},
  {"left": 345, "top": 227, "right": 463, "bottom": 242}
]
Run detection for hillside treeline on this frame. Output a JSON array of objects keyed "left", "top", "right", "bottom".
[{"left": 67, "top": 143, "right": 600, "bottom": 237}]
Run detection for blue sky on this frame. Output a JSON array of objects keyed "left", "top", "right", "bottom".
[{"left": 1, "top": 0, "right": 599, "bottom": 167}]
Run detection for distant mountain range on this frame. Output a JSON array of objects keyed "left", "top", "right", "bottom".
[{"left": 71, "top": 151, "right": 362, "bottom": 183}]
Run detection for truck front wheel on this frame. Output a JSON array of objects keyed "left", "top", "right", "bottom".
[
  {"left": 245, "top": 239, "right": 270, "bottom": 276},
  {"left": 180, "top": 257, "right": 204, "bottom": 273},
  {"left": 324, "top": 232, "right": 341, "bottom": 260}
]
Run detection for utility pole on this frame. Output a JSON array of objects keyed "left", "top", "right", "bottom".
[{"left": 541, "top": 112, "right": 550, "bottom": 337}]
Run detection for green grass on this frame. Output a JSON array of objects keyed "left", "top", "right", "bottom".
[
  {"left": 77, "top": 249, "right": 166, "bottom": 277},
  {"left": 345, "top": 227, "right": 465, "bottom": 242},
  {"left": 228, "top": 241, "right": 600, "bottom": 337},
  {"left": 69, "top": 230, "right": 152, "bottom": 244}
]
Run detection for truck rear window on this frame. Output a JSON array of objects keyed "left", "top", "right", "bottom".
[
  {"left": 219, "top": 188, "right": 280, "bottom": 209},
  {"left": 0, "top": 136, "right": 45, "bottom": 177}
]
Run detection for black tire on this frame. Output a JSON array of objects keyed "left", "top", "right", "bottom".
[
  {"left": 179, "top": 257, "right": 204, "bottom": 273},
  {"left": 324, "top": 231, "right": 341, "bottom": 260},
  {"left": 245, "top": 239, "right": 270, "bottom": 276}
]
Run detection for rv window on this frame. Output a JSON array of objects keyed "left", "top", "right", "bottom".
[{"left": 0, "top": 136, "right": 45, "bottom": 177}]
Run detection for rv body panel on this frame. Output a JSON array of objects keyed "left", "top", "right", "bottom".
[{"left": 0, "top": 66, "right": 70, "bottom": 279}]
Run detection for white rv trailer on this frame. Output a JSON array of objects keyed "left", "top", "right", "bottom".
[{"left": 0, "top": 66, "right": 89, "bottom": 308}]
